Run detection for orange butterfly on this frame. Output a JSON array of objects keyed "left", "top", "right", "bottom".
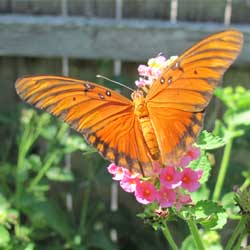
[{"left": 15, "top": 29, "right": 243, "bottom": 177}]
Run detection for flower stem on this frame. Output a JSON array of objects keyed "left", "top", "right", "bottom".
[
  {"left": 161, "top": 222, "right": 179, "bottom": 250},
  {"left": 28, "top": 152, "right": 58, "bottom": 191},
  {"left": 233, "top": 231, "right": 247, "bottom": 250},
  {"left": 240, "top": 178, "right": 250, "bottom": 191},
  {"left": 212, "top": 125, "right": 235, "bottom": 201},
  {"left": 186, "top": 218, "right": 205, "bottom": 250},
  {"left": 225, "top": 217, "right": 246, "bottom": 250}
]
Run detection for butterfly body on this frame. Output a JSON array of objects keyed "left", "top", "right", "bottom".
[
  {"left": 132, "top": 90, "right": 161, "bottom": 162},
  {"left": 15, "top": 29, "right": 243, "bottom": 177}
]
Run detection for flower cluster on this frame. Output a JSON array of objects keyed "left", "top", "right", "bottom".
[
  {"left": 135, "top": 54, "right": 178, "bottom": 87},
  {"left": 108, "top": 146, "right": 202, "bottom": 210}
]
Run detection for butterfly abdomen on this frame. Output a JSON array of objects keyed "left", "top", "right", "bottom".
[
  {"left": 132, "top": 90, "right": 160, "bottom": 162},
  {"left": 139, "top": 116, "right": 160, "bottom": 161}
]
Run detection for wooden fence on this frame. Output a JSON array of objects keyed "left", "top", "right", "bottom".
[{"left": 0, "top": 0, "right": 250, "bottom": 63}]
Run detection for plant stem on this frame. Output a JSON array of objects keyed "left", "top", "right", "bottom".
[
  {"left": 240, "top": 179, "right": 250, "bottom": 191},
  {"left": 225, "top": 217, "right": 246, "bottom": 250},
  {"left": 79, "top": 164, "right": 96, "bottom": 238},
  {"left": 28, "top": 152, "right": 58, "bottom": 191},
  {"left": 233, "top": 231, "right": 247, "bottom": 250},
  {"left": 212, "top": 125, "right": 235, "bottom": 201},
  {"left": 161, "top": 222, "right": 179, "bottom": 250},
  {"left": 186, "top": 218, "right": 205, "bottom": 250}
]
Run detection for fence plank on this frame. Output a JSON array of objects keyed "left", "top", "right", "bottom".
[{"left": 0, "top": 15, "right": 249, "bottom": 63}]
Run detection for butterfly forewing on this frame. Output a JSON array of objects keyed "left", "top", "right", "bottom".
[
  {"left": 15, "top": 75, "right": 153, "bottom": 176},
  {"left": 146, "top": 29, "right": 243, "bottom": 165}
]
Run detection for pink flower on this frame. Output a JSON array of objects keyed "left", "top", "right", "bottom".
[
  {"left": 120, "top": 174, "right": 139, "bottom": 193},
  {"left": 180, "top": 147, "right": 201, "bottom": 167},
  {"left": 107, "top": 163, "right": 129, "bottom": 181},
  {"left": 156, "top": 187, "right": 176, "bottom": 208},
  {"left": 148, "top": 55, "right": 167, "bottom": 67},
  {"left": 181, "top": 168, "right": 202, "bottom": 192},
  {"left": 135, "top": 181, "right": 157, "bottom": 204},
  {"left": 135, "top": 77, "right": 152, "bottom": 87},
  {"left": 137, "top": 65, "right": 150, "bottom": 77},
  {"left": 176, "top": 191, "right": 192, "bottom": 211},
  {"left": 159, "top": 166, "right": 181, "bottom": 189},
  {"left": 150, "top": 67, "right": 162, "bottom": 79}
]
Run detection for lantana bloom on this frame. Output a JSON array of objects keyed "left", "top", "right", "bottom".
[
  {"left": 159, "top": 166, "right": 181, "bottom": 189},
  {"left": 135, "top": 181, "right": 157, "bottom": 204},
  {"left": 107, "top": 163, "right": 129, "bottom": 181},
  {"left": 180, "top": 146, "right": 201, "bottom": 167},
  {"left": 156, "top": 187, "right": 176, "bottom": 208},
  {"left": 106, "top": 54, "right": 203, "bottom": 210},
  {"left": 120, "top": 174, "right": 139, "bottom": 193},
  {"left": 181, "top": 168, "right": 203, "bottom": 192},
  {"left": 175, "top": 190, "right": 192, "bottom": 211}
]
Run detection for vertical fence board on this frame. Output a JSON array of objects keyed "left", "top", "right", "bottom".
[
  {"left": 123, "top": 0, "right": 170, "bottom": 19},
  {"left": 68, "top": 0, "right": 115, "bottom": 17},
  {"left": 178, "top": 0, "right": 226, "bottom": 22},
  {"left": 232, "top": 0, "right": 250, "bottom": 23},
  {"left": 10, "top": 0, "right": 61, "bottom": 15}
]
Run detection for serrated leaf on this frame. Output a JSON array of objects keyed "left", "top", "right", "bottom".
[
  {"left": 196, "top": 130, "right": 225, "bottom": 150},
  {"left": 189, "top": 153, "right": 211, "bottom": 184},
  {"left": 192, "top": 200, "right": 227, "bottom": 230}
]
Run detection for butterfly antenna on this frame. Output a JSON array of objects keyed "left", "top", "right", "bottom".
[{"left": 96, "top": 74, "right": 135, "bottom": 92}]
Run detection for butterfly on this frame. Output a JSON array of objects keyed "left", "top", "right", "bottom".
[{"left": 15, "top": 29, "right": 243, "bottom": 177}]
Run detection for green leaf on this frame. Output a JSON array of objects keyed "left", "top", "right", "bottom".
[
  {"left": 62, "top": 135, "right": 89, "bottom": 153},
  {"left": 181, "top": 231, "right": 223, "bottom": 250},
  {"left": 225, "top": 110, "right": 250, "bottom": 127},
  {"left": 215, "top": 87, "right": 235, "bottom": 109},
  {"left": 189, "top": 153, "right": 211, "bottom": 184},
  {"left": 0, "top": 225, "right": 10, "bottom": 247},
  {"left": 221, "top": 192, "right": 240, "bottom": 218},
  {"left": 25, "top": 154, "right": 42, "bottom": 172},
  {"left": 24, "top": 243, "right": 35, "bottom": 250},
  {"left": 20, "top": 193, "right": 73, "bottom": 239},
  {"left": 46, "top": 167, "right": 74, "bottom": 182},
  {"left": 181, "top": 235, "right": 197, "bottom": 250},
  {"left": 196, "top": 130, "right": 225, "bottom": 150},
  {"left": 191, "top": 185, "right": 210, "bottom": 203},
  {"left": 192, "top": 200, "right": 227, "bottom": 230},
  {"left": 15, "top": 225, "right": 32, "bottom": 241},
  {"left": 88, "top": 230, "right": 118, "bottom": 250}
]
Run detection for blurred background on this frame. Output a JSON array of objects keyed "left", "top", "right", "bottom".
[{"left": 0, "top": 0, "right": 250, "bottom": 250}]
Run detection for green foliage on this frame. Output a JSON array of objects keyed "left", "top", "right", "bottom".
[
  {"left": 182, "top": 231, "right": 223, "bottom": 250},
  {"left": 196, "top": 130, "right": 226, "bottom": 150},
  {"left": 1, "top": 84, "right": 250, "bottom": 249},
  {"left": 138, "top": 86, "right": 250, "bottom": 249},
  {"left": 189, "top": 152, "right": 211, "bottom": 184},
  {"left": 191, "top": 201, "right": 227, "bottom": 230},
  {"left": 0, "top": 107, "right": 119, "bottom": 250}
]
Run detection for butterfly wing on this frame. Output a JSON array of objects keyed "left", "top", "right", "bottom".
[
  {"left": 15, "top": 75, "right": 153, "bottom": 175},
  {"left": 146, "top": 29, "right": 243, "bottom": 165}
]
